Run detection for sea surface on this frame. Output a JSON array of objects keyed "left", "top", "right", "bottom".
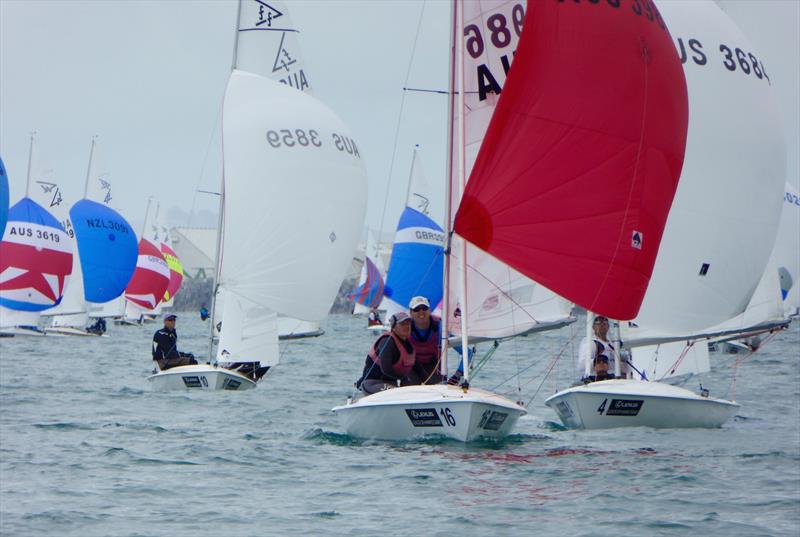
[{"left": 1, "top": 314, "right": 798, "bottom": 537}]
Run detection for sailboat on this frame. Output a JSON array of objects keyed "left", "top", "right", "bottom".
[
  {"left": 0, "top": 135, "right": 73, "bottom": 336},
  {"left": 544, "top": 0, "right": 787, "bottom": 429},
  {"left": 350, "top": 255, "right": 385, "bottom": 329},
  {"left": 380, "top": 146, "right": 445, "bottom": 321},
  {"left": 118, "top": 199, "right": 170, "bottom": 325},
  {"left": 334, "top": 1, "right": 581, "bottom": 442},
  {"left": 147, "top": 0, "right": 367, "bottom": 391},
  {"left": 45, "top": 138, "right": 138, "bottom": 336}
]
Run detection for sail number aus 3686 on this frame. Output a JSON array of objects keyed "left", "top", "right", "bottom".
[{"left": 265, "top": 129, "right": 361, "bottom": 158}]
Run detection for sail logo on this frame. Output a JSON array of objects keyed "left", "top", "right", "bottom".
[
  {"left": 631, "top": 230, "right": 643, "bottom": 250},
  {"left": 252, "top": 1, "right": 282, "bottom": 27},
  {"left": 36, "top": 181, "right": 62, "bottom": 208}
]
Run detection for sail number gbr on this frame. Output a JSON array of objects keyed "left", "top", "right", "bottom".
[{"left": 265, "top": 129, "right": 361, "bottom": 158}]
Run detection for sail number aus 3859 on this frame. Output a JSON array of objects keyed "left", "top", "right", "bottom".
[{"left": 265, "top": 129, "right": 361, "bottom": 158}]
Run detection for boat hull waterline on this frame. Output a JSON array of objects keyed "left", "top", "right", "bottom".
[
  {"left": 332, "top": 385, "right": 526, "bottom": 442},
  {"left": 147, "top": 364, "right": 257, "bottom": 392},
  {"left": 544, "top": 379, "right": 739, "bottom": 430}
]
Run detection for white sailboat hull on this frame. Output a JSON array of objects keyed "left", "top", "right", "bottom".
[
  {"left": 545, "top": 379, "right": 739, "bottom": 430},
  {"left": 44, "top": 326, "right": 104, "bottom": 337},
  {"left": 332, "top": 385, "right": 526, "bottom": 442},
  {"left": 147, "top": 364, "right": 257, "bottom": 392},
  {"left": 0, "top": 326, "right": 48, "bottom": 337}
]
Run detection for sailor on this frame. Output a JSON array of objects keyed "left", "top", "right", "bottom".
[
  {"left": 407, "top": 295, "right": 443, "bottom": 384},
  {"left": 152, "top": 313, "right": 197, "bottom": 371},
  {"left": 86, "top": 317, "right": 107, "bottom": 335},
  {"left": 356, "top": 311, "right": 416, "bottom": 395},
  {"left": 199, "top": 305, "right": 210, "bottom": 321},
  {"left": 367, "top": 308, "right": 382, "bottom": 326},
  {"left": 577, "top": 315, "right": 628, "bottom": 383}
]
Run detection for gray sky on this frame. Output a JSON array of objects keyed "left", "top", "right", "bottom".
[{"left": 1, "top": 0, "right": 797, "bottom": 235}]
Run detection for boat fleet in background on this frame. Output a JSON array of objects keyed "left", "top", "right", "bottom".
[{"left": 0, "top": 136, "right": 184, "bottom": 337}]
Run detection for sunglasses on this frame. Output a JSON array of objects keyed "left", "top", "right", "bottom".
[{"left": 412, "top": 305, "right": 429, "bottom": 312}]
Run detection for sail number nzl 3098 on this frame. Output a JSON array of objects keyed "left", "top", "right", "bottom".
[{"left": 265, "top": 129, "right": 361, "bottom": 159}]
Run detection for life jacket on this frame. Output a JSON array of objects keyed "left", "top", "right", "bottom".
[
  {"left": 368, "top": 332, "right": 416, "bottom": 377},
  {"left": 410, "top": 317, "right": 440, "bottom": 365},
  {"left": 592, "top": 338, "right": 621, "bottom": 376}
]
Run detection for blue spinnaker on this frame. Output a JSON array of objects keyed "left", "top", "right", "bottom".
[
  {"left": 383, "top": 207, "right": 444, "bottom": 310},
  {"left": 70, "top": 199, "right": 137, "bottom": 303},
  {"left": 0, "top": 156, "right": 8, "bottom": 240}
]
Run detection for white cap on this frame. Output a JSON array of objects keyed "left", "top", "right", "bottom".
[{"left": 409, "top": 296, "right": 430, "bottom": 310}]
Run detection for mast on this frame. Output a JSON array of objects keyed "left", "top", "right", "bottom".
[
  {"left": 140, "top": 197, "right": 152, "bottom": 242},
  {"left": 82, "top": 136, "right": 97, "bottom": 199},
  {"left": 208, "top": 0, "right": 240, "bottom": 361},
  {"left": 440, "top": 0, "right": 458, "bottom": 378},
  {"left": 24, "top": 132, "right": 35, "bottom": 198},
  {"left": 207, "top": 184, "right": 225, "bottom": 361},
  {"left": 455, "top": 0, "right": 470, "bottom": 384}
]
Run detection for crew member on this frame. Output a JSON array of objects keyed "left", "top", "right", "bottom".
[
  {"left": 356, "top": 312, "right": 416, "bottom": 395},
  {"left": 152, "top": 313, "right": 197, "bottom": 370},
  {"left": 407, "top": 296, "right": 443, "bottom": 384},
  {"left": 577, "top": 315, "right": 628, "bottom": 383}
]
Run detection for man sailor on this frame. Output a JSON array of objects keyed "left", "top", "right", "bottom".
[
  {"left": 407, "top": 296, "right": 443, "bottom": 385},
  {"left": 152, "top": 313, "right": 197, "bottom": 371}
]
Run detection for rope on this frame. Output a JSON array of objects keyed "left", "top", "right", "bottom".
[
  {"left": 657, "top": 341, "right": 695, "bottom": 381},
  {"left": 726, "top": 329, "right": 781, "bottom": 400}
]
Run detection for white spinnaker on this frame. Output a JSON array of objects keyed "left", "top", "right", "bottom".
[
  {"left": 235, "top": 0, "right": 312, "bottom": 94},
  {"left": 221, "top": 69, "right": 367, "bottom": 322},
  {"left": 702, "top": 182, "right": 800, "bottom": 331},
  {"left": 635, "top": 1, "right": 786, "bottom": 333},
  {"left": 216, "top": 292, "right": 279, "bottom": 366}
]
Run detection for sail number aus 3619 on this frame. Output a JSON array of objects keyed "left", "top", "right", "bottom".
[{"left": 265, "top": 129, "right": 361, "bottom": 157}]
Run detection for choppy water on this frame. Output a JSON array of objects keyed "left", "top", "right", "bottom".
[{"left": 1, "top": 314, "right": 798, "bottom": 536}]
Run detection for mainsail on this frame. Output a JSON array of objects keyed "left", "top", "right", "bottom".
[{"left": 214, "top": 1, "right": 367, "bottom": 365}]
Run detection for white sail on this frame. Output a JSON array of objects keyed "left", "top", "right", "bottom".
[
  {"left": 42, "top": 183, "right": 87, "bottom": 328},
  {"left": 216, "top": 292, "right": 279, "bottom": 365},
  {"left": 218, "top": 70, "right": 367, "bottom": 363},
  {"left": 235, "top": 0, "right": 312, "bottom": 93},
  {"left": 635, "top": 1, "right": 786, "bottom": 333}
]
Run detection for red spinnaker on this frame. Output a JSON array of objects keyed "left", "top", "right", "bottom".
[
  {"left": 454, "top": 0, "right": 688, "bottom": 320},
  {"left": 125, "top": 239, "right": 170, "bottom": 310}
]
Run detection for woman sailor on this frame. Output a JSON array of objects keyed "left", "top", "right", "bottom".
[{"left": 356, "top": 312, "right": 417, "bottom": 395}]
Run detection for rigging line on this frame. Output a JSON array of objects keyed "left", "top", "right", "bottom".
[
  {"left": 657, "top": 341, "right": 695, "bottom": 381},
  {"left": 187, "top": 99, "right": 224, "bottom": 227},
  {"left": 725, "top": 329, "right": 780, "bottom": 400},
  {"left": 451, "top": 251, "right": 543, "bottom": 325},
  {"left": 376, "top": 0, "right": 428, "bottom": 239},
  {"left": 521, "top": 331, "right": 584, "bottom": 406}
]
